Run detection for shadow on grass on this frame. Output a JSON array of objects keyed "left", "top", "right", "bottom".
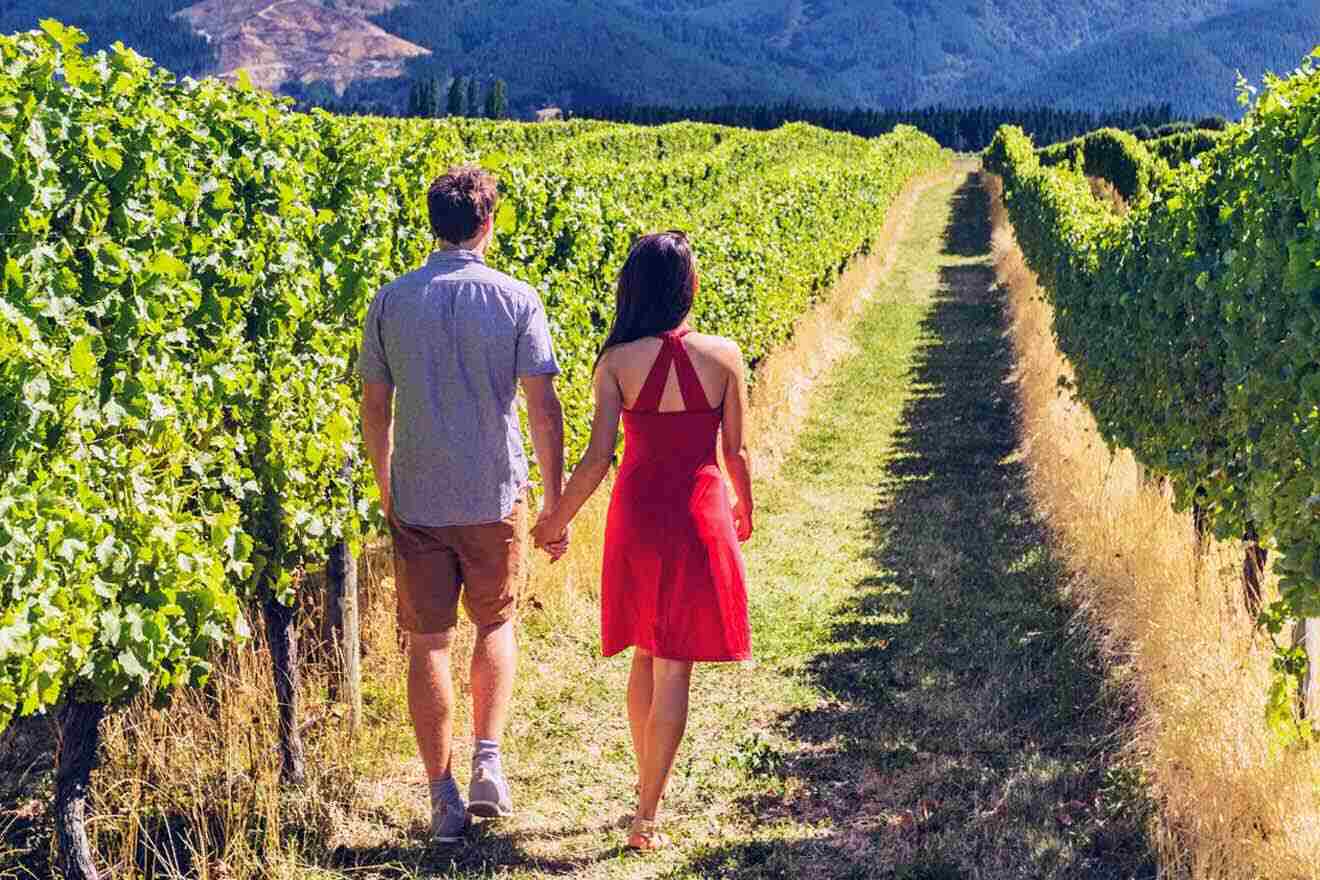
[
  {"left": 670, "top": 175, "right": 1156, "bottom": 880},
  {"left": 0, "top": 712, "right": 618, "bottom": 880},
  {"left": 329, "top": 821, "right": 629, "bottom": 878},
  {"left": 0, "top": 716, "right": 56, "bottom": 880}
]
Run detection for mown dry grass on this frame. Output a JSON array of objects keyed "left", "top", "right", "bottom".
[
  {"left": 989, "top": 172, "right": 1320, "bottom": 880},
  {"left": 0, "top": 170, "right": 952, "bottom": 880}
]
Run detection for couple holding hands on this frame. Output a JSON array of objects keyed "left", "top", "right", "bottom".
[{"left": 359, "top": 164, "right": 753, "bottom": 851}]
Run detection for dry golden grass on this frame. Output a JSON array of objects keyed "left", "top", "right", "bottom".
[
  {"left": 0, "top": 171, "right": 952, "bottom": 880},
  {"left": 1086, "top": 176, "right": 1128, "bottom": 214},
  {"left": 988, "top": 173, "right": 1320, "bottom": 880}
]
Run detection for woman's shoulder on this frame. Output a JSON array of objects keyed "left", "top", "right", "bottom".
[
  {"left": 598, "top": 336, "right": 662, "bottom": 370},
  {"left": 613, "top": 336, "right": 667, "bottom": 356},
  {"left": 685, "top": 332, "right": 743, "bottom": 364}
]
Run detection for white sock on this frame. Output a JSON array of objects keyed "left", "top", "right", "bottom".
[
  {"left": 474, "top": 738, "right": 501, "bottom": 769},
  {"left": 429, "top": 773, "right": 463, "bottom": 811}
]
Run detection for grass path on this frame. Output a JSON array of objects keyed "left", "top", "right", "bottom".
[{"left": 314, "top": 167, "right": 1153, "bottom": 879}]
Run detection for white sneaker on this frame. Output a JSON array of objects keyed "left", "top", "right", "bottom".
[
  {"left": 431, "top": 799, "right": 468, "bottom": 844},
  {"left": 467, "top": 761, "right": 513, "bottom": 819}
]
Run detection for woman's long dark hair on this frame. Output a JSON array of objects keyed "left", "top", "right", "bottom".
[{"left": 597, "top": 231, "right": 697, "bottom": 364}]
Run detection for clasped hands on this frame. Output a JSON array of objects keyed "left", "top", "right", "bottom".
[
  {"left": 533, "top": 497, "right": 751, "bottom": 561},
  {"left": 532, "top": 506, "right": 570, "bottom": 562}
]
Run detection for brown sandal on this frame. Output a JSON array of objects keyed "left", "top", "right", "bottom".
[{"left": 626, "top": 817, "right": 670, "bottom": 851}]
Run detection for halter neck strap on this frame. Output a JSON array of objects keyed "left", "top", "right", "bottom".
[{"left": 632, "top": 331, "right": 712, "bottom": 412}]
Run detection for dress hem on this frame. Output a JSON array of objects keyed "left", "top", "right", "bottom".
[{"left": 602, "top": 642, "right": 752, "bottom": 663}]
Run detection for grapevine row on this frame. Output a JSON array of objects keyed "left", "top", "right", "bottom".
[
  {"left": 986, "top": 49, "right": 1320, "bottom": 727},
  {"left": 0, "top": 22, "right": 949, "bottom": 741}
]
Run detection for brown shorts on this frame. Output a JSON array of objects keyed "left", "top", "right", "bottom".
[{"left": 390, "top": 498, "right": 527, "bottom": 633}]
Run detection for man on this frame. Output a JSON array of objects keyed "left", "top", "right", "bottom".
[{"left": 359, "top": 164, "right": 567, "bottom": 844}]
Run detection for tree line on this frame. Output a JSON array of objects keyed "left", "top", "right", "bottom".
[
  {"left": 571, "top": 101, "right": 1230, "bottom": 151},
  {"left": 406, "top": 76, "right": 509, "bottom": 119},
  {"left": 314, "top": 78, "right": 1232, "bottom": 154}
]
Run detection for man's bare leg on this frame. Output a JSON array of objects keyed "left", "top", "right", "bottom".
[
  {"left": 409, "top": 628, "right": 468, "bottom": 840},
  {"left": 468, "top": 619, "right": 517, "bottom": 817},
  {"left": 408, "top": 629, "right": 457, "bottom": 779}
]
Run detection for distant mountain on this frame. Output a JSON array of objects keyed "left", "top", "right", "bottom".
[
  {"left": 175, "top": 0, "right": 428, "bottom": 94},
  {"left": 0, "top": 0, "right": 1316, "bottom": 116}
]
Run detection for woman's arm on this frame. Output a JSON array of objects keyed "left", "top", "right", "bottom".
[
  {"left": 721, "top": 344, "right": 754, "bottom": 542},
  {"left": 530, "top": 358, "right": 624, "bottom": 547}
]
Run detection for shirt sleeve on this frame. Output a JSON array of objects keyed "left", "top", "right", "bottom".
[
  {"left": 516, "top": 292, "right": 560, "bottom": 378},
  {"left": 359, "top": 290, "right": 393, "bottom": 385}
]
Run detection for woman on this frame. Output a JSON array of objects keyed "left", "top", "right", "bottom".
[{"left": 531, "top": 231, "right": 753, "bottom": 851}]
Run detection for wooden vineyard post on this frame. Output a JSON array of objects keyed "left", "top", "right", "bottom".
[
  {"left": 1295, "top": 618, "right": 1320, "bottom": 720},
  {"left": 1242, "top": 523, "right": 1266, "bottom": 619},
  {"left": 1191, "top": 492, "right": 1210, "bottom": 550},
  {"left": 55, "top": 700, "right": 104, "bottom": 880},
  {"left": 262, "top": 591, "right": 307, "bottom": 786},
  {"left": 326, "top": 542, "right": 362, "bottom": 733},
  {"left": 1191, "top": 490, "right": 1209, "bottom": 596}
]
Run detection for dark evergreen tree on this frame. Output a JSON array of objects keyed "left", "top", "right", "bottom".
[
  {"left": 407, "top": 79, "right": 422, "bottom": 116},
  {"left": 447, "top": 76, "right": 467, "bottom": 117},
  {"left": 406, "top": 77, "right": 443, "bottom": 118},
  {"left": 485, "top": 79, "right": 509, "bottom": 119},
  {"left": 427, "top": 77, "right": 442, "bottom": 117},
  {"left": 467, "top": 77, "right": 482, "bottom": 118}
]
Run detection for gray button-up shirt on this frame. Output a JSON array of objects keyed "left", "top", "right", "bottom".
[{"left": 359, "top": 249, "right": 560, "bottom": 527}]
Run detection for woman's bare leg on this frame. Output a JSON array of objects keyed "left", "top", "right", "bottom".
[
  {"left": 635, "top": 658, "right": 694, "bottom": 823},
  {"left": 627, "top": 650, "right": 654, "bottom": 787}
]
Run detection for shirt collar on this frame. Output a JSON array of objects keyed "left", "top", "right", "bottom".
[{"left": 428, "top": 247, "right": 486, "bottom": 266}]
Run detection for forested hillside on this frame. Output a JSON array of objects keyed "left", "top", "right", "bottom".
[
  {"left": 372, "top": 0, "right": 1320, "bottom": 115},
  {"left": 0, "top": 0, "right": 1315, "bottom": 116},
  {"left": 998, "top": 1, "right": 1320, "bottom": 110},
  {"left": 0, "top": 0, "right": 211, "bottom": 75}
]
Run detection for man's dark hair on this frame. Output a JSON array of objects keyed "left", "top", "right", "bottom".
[{"left": 427, "top": 164, "right": 499, "bottom": 245}]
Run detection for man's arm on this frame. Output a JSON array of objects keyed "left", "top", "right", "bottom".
[
  {"left": 361, "top": 382, "right": 395, "bottom": 522},
  {"left": 521, "top": 374, "right": 565, "bottom": 516},
  {"left": 530, "top": 360, "right": 622, "bottom": 549}
]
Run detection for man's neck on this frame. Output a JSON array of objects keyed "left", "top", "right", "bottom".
[{"left": 440, "top": 242, "right": 486, "bottom": 258}]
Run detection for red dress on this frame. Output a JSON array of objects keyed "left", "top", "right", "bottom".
[{"left": 601, "top": 329, "right": 752, "bottom": 662}]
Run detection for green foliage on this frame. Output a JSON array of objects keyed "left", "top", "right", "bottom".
[
  {"left": 1147, "top": 128, "right": 1226, "bottom": 168},
  {"left": 0, "top": 0, "right": 211, "bottom": 77},
  {"left": 1036, "top": 128, "right": 1155, "bottom": 202},
  {"left": 586, "top": 102, "right": 1180, "bottom": 155},
  {"left": 987, "top": 46, "right": 1320, "bottom": 726},
  {"left": 0, "top": 24, "right": 949, "bottom": 730}
]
